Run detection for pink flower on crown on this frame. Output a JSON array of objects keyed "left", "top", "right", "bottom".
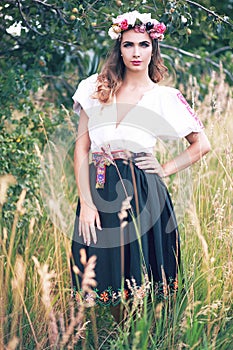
[
  {"left": 134, "top": 24, "right": 146, "bottom": 33},
  {"left": 154, "top": 22, "right": 166, "bottom": 34},
  {"left": 139, "top": 25, "right": 146, "bottom": 33},
  {"left": 120, "top": 19, "right": 129, "bottom": 30},
  {"left": 149, "top": 31, "right": 165, "bottom": 40}
]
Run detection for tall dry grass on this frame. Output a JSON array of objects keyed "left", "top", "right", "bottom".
[{"left": 0, "top": 71, "right": 232, "bottom": 349}]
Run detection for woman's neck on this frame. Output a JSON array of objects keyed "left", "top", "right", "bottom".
[{"left": 122, "top": 70, "right": 154, "bottom": 89}]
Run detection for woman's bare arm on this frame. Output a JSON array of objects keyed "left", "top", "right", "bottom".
[
  {"left": 161, "top": 131, "right": 211, "bottom": 177},
  {"left": 74, "top": 108, "right": 93, "bottom": 205},
  {"left": 135, "top": 131, "right": 211, "bottom": 176},
  {"left": 74, "top": 108, "right": 102, "bottom": 245}
]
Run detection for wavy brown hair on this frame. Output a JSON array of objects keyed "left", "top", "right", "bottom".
[{"left": 92, "top": 35, "right": 168, "bottom": 104}]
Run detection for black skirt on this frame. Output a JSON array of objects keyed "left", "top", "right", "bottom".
[{"left": 71, "top": 159, "right": 180, "bottom": 306}]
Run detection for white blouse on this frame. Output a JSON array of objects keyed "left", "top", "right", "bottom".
[{"left": 72, "top": 73, "right": 204, "bottom": 153}]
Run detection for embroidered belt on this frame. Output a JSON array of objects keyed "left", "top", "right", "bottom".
[{"left": 92, "top": 150, "right": 150, "bottom": 189}]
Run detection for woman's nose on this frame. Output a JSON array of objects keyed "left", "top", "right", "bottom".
[{"left": 133, "top": 45, "right": 140, "bottom": 58}]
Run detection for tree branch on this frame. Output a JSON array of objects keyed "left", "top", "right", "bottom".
[
  {"left": 82, "top": 0, "right": 102, "bottom": 14},
  {"left": 209, "top": 46, "right": 231, "bottom": 56},
  {"left": 16, "top": 0, "right": 71, "bottom": 36},
  {"left": 160, "top": 43, "right": 233, "bottom": 81},
  {"left": 32, "top": 0, "right": 70, "bottom": 25},
  {"left": 32, "top": 0, "right": 61, "bottom": 9},
  {"left": 16, "top": 0, "right": 46, "bottom": 36},
  {"left": 185, "top": 0, "right": 233, "bottom": 28}
]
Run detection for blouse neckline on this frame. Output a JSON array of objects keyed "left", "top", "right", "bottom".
[{"left": 113, "top": 84, "right": 158, "bottom": 129}]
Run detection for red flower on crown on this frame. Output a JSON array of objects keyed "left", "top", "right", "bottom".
[
  {"left": 120, "top": 19, "right": 129, "bottom": 30},
  {"left": 154, "top": 23, "right": 166, "bottom": 34}
]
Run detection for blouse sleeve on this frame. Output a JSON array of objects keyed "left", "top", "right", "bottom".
[
  {"left": 72, "top": 73, "right": 98, "bottom": 115},
  {"left": 159, "top": 87, "right": 204, "bottom": 139}
]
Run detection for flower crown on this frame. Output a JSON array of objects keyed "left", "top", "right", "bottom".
[{"left": 108, "top": 10, "right": 166, "bottom": 41}]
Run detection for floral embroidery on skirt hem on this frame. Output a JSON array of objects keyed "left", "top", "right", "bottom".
[{"left": 71, "top": 276, "right": 179, "bottom": 307}]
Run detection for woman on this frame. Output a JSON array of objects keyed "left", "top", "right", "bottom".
[{"left": 71, "top": 10, "right": 211, "bottom": 313}]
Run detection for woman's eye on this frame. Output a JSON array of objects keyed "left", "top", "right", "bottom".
[
  {"left": 123, "top": 43, "right": 132, "bottom": 47},
  {"left": 140, "top": 42, "right": 150, "bottom": 47}
]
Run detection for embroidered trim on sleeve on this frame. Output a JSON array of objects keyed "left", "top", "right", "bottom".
[{"left": 177, "top": 92, "right": 204, "bottom": 129}]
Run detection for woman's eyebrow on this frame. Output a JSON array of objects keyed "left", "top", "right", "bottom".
[{"left": 122, "top": 40, "right": 151, "bottom": 44}]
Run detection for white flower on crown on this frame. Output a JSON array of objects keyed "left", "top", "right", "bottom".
[
  {"left": 137, "top": 12, "right": 152, "bottom": 24},
  {"left": 127, "top": 10, "right": 140, "bottom": 25},
  {"left": 108, "top": 27, "right": 120, "bottom": 39},
  {"left": 113, "top": 11, "right": 154, "bottom": 26},
  {"left": 113, "top": 10, "right": 138, "bottom": 27},
  {"left": 151, "top": 18, "right": 159, "bottom": 25}
]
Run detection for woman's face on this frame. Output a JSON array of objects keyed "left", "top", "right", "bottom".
[{"left": 120, "top": 29, "right": 153, "bottom": 73}]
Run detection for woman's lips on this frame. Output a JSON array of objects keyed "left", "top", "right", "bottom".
[{"left": 131, "top": 60, "right": 142, "bottom": 66}]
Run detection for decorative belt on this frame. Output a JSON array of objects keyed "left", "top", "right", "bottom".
[{"left": 92, "top": 150, "right": 150, "bottom": 189}]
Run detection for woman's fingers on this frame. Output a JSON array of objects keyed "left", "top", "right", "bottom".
[
  {"left": 135, "top": 158, "right": 159, "bottom": 170},
  {"left": 135, "top": 156, "right": 164, "bottom": 176},
  {"left": 79, "top": 209, "right": 101, "bottom": 245},
  {"left": 84, "top": 222, "right": 91, "bottom": 246},
  {"left": 90, "top": 225, "right": 97, "bottom": 244},
  {"left": 95, "top": 213, "right": 102, "bottom": 231},
  {"left": 135, "top": 156, "right": 159, "bottom": 163},
  {"left": 79, "top": 220, "right": 87, "bottom": 244},
  {"left": 81, "top": 223, "right": 97, "bottom": 245},
  {"left": 136, "top": 161, "right": 156, "bottom": 169}
]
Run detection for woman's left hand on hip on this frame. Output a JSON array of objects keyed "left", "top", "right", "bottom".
[{"left": 135, "top": 155, "right": 165, "bottom": 177}]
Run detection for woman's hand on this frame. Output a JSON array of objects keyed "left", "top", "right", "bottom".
[
  {"left": 79, "top": 202, "right": 102, "bottom": 246},
  {"left": 135, "top": 154, "right": 165, "bottom": 177}
]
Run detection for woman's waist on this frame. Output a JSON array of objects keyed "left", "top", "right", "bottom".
[
  {"left": 90, "top": 140, "right": 155, "bottom": 155},
  {"left": 90, "top": 149, "right": 152, "bottom": 189},
  {"left": 92, "top": 149, "right": 152, "bottom": 164}
]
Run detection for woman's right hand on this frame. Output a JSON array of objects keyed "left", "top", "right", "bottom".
[{"left": 78, "top": 202, "right": 102, "bottom": 246}]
